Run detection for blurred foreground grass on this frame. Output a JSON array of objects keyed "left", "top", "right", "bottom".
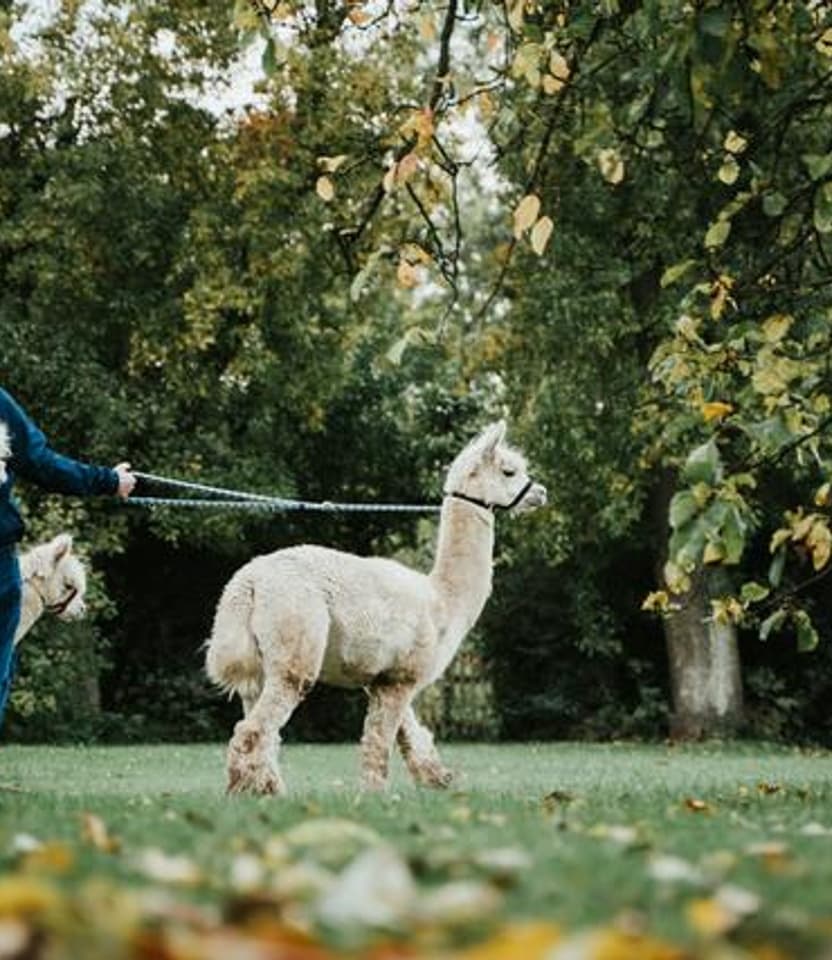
[{"left": 1, "top": 741, "right": 831, "bottom": 958}]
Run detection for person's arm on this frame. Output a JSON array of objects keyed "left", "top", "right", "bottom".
[{"left": 2, "top": 390, "right": 120, "bottom": 496}]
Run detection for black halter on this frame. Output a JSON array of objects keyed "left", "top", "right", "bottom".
[
  {"left": 45, "top": 587, "right": 78, "bottom": 615},
  {"left": 447, "top": 479, "right": 534, "bottom": 513}
]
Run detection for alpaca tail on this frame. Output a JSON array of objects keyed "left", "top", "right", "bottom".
[{"left": 205, "top": 569, "right": 262, "bottom": 703}]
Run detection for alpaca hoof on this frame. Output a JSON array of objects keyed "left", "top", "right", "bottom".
[
  {"left": 430, "top": 767, "right": 454, "bottom": 789},
  {"left": 418, "top": 764, "right": 454, "bottom": 789},
  {"left": 227, "top": 765, "right": 284, "bottom": 796},
  {"left": 359, "top": 772, "right": 388, "bottom": 793}
]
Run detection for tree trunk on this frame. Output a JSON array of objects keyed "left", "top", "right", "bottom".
[
  {"left": 653, "top": 471, "right": 744, "bottom": 739},
  {"left": 664, "top": 570, "right": 743, "bottom": 739}
]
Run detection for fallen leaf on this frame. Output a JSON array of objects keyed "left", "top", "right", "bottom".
[
  {"left": 454, "top": 921, "right": 562, "bottom": 959},
  {"left": 134, "top": 849, "right": 202, "bottom": 886},
  {"left": 316, "top": 845, "right": 414, "bottom": 932},
  {"left": 0, "top": 876, "right": 60, "bottom": 917},
  {"left": 416, "top": 880, "right": 501, "bottom": 928},
  {"left": 81, "top": 813, "right": 120, "bottom": 853}
]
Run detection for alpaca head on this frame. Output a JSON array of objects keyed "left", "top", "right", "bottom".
[
  {"left": 0, "top": 420, "right": 10, "bottom": 486},
  {"left": 27, "top": 534, "right": 87, "bottom": 621},
  {"left": 444, "top": 421, "right": 547, "bottom": 513}
]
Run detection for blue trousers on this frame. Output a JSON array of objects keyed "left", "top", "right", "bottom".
[{"left": 0, "top": 546, "right": 22, "bottom": 731}]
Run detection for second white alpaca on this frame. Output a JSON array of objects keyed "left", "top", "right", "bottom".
[
  {"left": 206, "top": 421, "right": 546, "bottom": 795},
  {"left": 16, "top": 535, "right": 88, "bottom": 644}
]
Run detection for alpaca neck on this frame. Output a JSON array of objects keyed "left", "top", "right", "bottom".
[
  {"left": 15, "top": 551, "right": 44, "bottom": 644},
  {"left": 429, "top": 497, "right": 495, "bottom": 634}
]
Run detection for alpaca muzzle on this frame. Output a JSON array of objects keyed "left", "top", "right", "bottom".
[
  {"left": 47, "top": 588, "right": 83, "bottom": 619},
  {"left": 512, "top": 481, "right": 547, "bottom": 513}
]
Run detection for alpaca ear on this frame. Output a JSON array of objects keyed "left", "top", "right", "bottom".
[
  {"left": 50, "top": 534, "right": 73, "bottom": 565},
  {"left": 478, "top": 420, "right": 507, "bottom": 458}
]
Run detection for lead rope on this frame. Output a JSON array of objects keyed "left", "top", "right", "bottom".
[{"left": 126, "top": 471, "right": 441, "bottom": 514}]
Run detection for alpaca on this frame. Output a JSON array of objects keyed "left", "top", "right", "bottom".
[
  {"left": 0, "top": 420, "right": 10, "bottom": 486},
  {"left": 16, "top": 535, "right": 87, "bottom": 645},
  {"left": 205, "top": 421, "right": 546, "bottom": 795}
]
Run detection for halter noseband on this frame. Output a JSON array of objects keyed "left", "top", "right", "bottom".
[
  {"left": 28, "top": 575, "right": 79, "bottom": 616},
  {"left": 447, "top": 479, "right": 534, "bottom": 513},
  {"left": 46, "top": 587, "right": 79, "bottom": 615}
]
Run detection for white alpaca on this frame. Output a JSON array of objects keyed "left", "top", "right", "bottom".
[
  {"left": 0, "top": 420, "right": 10, "bottom": 487},
  {"left": 16, "top": 535, "right": 88, "bottom": 645},
  {"left": 205, "top": 421, "right": 547, "bottom": 795}
]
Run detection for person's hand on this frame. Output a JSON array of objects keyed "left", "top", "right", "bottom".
[{"left": 114, "top": 462, "right": 137, "bottom": 499}]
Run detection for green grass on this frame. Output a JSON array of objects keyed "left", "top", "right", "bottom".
[{"left": 2, "top": 741, "right": 832, "bottom": 956}]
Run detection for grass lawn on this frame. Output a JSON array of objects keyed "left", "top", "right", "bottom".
[{"left": 1, "top": 740, "right": 832, "bottom": 958}]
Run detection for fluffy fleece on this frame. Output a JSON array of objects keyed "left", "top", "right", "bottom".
[{"left": 205, "top": 421, "right": 547, "bottom": 795}]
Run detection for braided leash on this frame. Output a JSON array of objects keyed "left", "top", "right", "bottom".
[{"left": 127, "top": 471, "right": 440, "bottom": 514}]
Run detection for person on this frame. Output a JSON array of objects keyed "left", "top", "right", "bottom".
[{"left": 0, "top": 386, "right": 136, "bottom": 729}]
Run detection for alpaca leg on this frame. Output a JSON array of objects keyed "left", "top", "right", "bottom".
[
  {"left": 360, "top": 684, "right": 414, "bottom": 792},
  {"left": 396, "top": 705, "right": 453, "bottom": 788},
  {"left": 227, "top": 604, "right": 326, "bottom": 796},
  {"left": 226, "top": 677, "right": 301, "bottom": 795}
]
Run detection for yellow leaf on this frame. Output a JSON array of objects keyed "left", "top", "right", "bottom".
[
  {"left": 717, "top": 154, "right": 740, "bottom": 184},
  {"left": 419, "top": 12, "right": 436, "bottom": 41},
  {"left": 507, "top": 0, "right": 524, "bottom": 33},
  {"left": 315, "top": 176, "right": 335, "bottom": 202},
  {"left": 709, "top": 274, "right": 734, "bottom": 319},
  {"left": 723, "top": 129, "right": 748, "bottom": 154},
  {"left": 21, "top": 843, "right": 73, "bottom": 874},
  {"left": 762, "top": 312, "right": 793, "bottom": 343},
  {"left": 401, "top": 242, "right": 431, "bottom": 265},
  {"left": 701, "top": 401, "right": 733, "bottom": 423},
  {"left": 816, "top": 27, "right": 832, "bottom": 57},
  {"left": 703, "top": 541, "right": 725, "bottom": 565},
  {"left": 317, "top": 154, "right": 348, "bottom": 173},
  {"left": 455, "top": 921, "right": 562, "bottom": 959},
  {"left": 597, "top": 148, "right": 624, "bottom": 184},
  {"left": 382, "top": 164, "right": 397, "bottom": 193},
  {"left": 347, "top": 6, "right": 370, "bottom": 25},
  {"left": 399, "top": 108, "right": 434, "bottom": 150},
  {"left": 686, "top": 897, "right": 739, "bottom": 937},
  {"left": 0, "top": 877, "right": 60, "bottom": 917},
  {"left": 81, "top": 813, "right": 120, "bottom": 853},
  {"left": 530, "top": 216, "right": 554, "bottom": 255},
  {"left": 791, "top": 512, "right": 815, "bottom": 542},
  {"left": 769, "top": 527, "right": 791, "bottom": 553},
  {"left": 552, "top": 930, "right": 685, "bottom": 960},
  {"left": 807, "top": 520, "right": 832, "bottom": 571},
  {"left": 512, "top": 194, "right": 541, "bottom": 238},
  {"left": 511, "top": 43, "right": 542, "bottom": 89},
  {"left": 548, "top": 51, "right": 570, "bottom": 81},
  {"left": 641, "top": 590, "right": 670, "bottom": 613},
  {"left": 704, "top": 218, "right": 731, "bottom": 248},
  {"left": 396, "top": 260, "right": 418, "bottom": 289},
  {"left": 814, "top": 481, "right": 831, "bottom": 507},
  {"left": 542, "top": 74, "right": 565, "bottom": 95},
  {"left": 396, "top": 152, "right": 419, "bottom": 184}
]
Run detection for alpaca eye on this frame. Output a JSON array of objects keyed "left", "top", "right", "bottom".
[{"left": 502, "top": 468, "right": 516, "bottom": 478}]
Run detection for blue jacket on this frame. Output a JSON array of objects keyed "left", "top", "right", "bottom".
[{"left": 0, "top": 387, "right": 118, "bottom": 548}]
